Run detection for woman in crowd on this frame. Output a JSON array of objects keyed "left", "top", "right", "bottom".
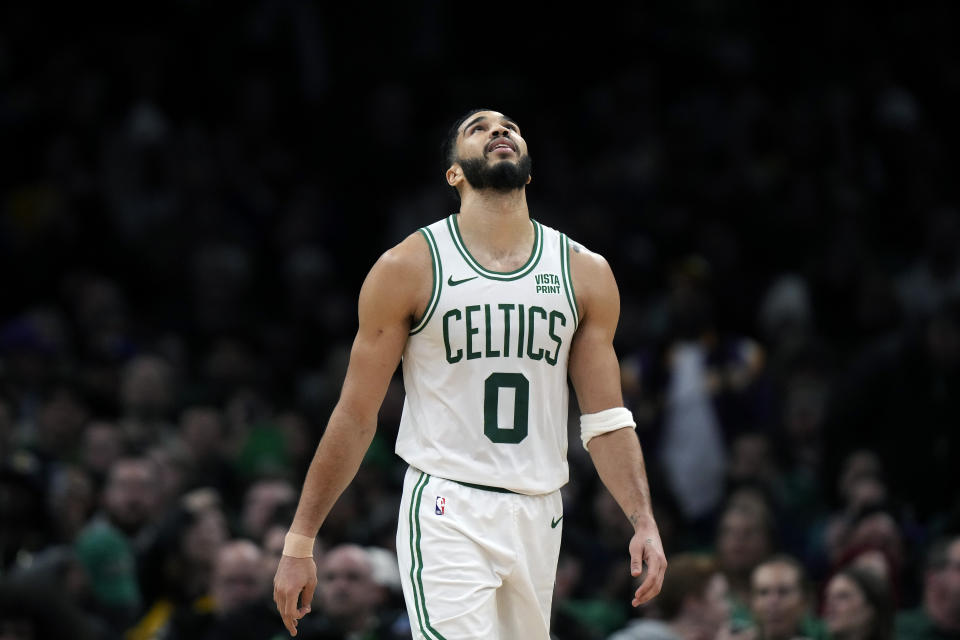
[{"left": 822, "top": 565, "right": 894, "bottom": 640}]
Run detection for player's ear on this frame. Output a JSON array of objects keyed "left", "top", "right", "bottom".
[
  {"left": 446, "top": 164, "right": 463, "bottom": 188},
  {"left": 526, "top": 174, "right": 532, "bottom": 185}
]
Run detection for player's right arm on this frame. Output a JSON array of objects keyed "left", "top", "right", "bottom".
[{"left": 273, "top": 231, "right": 432, "bottom": 637}]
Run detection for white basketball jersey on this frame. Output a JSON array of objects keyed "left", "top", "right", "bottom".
[{"left": 395, "top": 214, "right": 580, "bottom": 495}]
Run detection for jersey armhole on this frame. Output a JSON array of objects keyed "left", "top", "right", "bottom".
[
  {"left": 561, "top": 233, "right": 580, "bottom": 329},
  {"left": 410, "top": 227, "right": 442, "bottom": 335}
]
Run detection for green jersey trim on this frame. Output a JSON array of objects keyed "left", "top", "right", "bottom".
[
  {"left": 561, "top": 234, "right": 580, "bottom": 328},
  {"left": 446, "top": 214, "right": 543, "bottom": 280},
  {"left": 410, "top": 227, "right": 442, "bottom": 335},
  {"left": 408, "top": 472, "right": 447, "bottom": 640}
]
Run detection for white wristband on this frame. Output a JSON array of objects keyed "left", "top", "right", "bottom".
[
  {"left": 580, "top": 407, "right": 636, "bottom": 450},
  {"left": 282, "top": 532, "right": 316, "bottom": 558}
]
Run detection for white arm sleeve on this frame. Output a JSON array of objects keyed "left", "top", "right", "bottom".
[{"left": 580, "top": 407, "right": 636, "bottom": 450}]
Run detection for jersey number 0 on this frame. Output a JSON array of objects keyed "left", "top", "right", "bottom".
[{"left": 483, "top": 372, "right": 529, "bottom": 444}]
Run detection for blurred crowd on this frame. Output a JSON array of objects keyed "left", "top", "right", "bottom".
[{"left": 2, "top": 2, "right": 960, "bottom": 639}]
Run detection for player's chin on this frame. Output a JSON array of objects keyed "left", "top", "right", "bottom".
[{"left": 488, "top": 154, "right": 519, "bottom": 164}]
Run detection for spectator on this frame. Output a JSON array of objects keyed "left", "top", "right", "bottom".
[
  {"left": 72, "top": 455, "right": 163, "bottom": 631},
  {"left": 822, "top": 565, "right": 894, "bottom": 640},
  {"left": 79, "top": 420, "right": 125, "bottom": 488},
  {"left": 203, "top": 523, "right": 322, "bottom": 640},
  {"left": 239, "top": 476, "right": 297, "bottom": 542},
  {"left": 769, "top": 357, "right": 833, "bottom": 533},
  {"left": 73, "top": 513, "right": 142, "bottom": 634},
  {"left": 4, "top": 544, "right": 110, "bottom": 639},
  {"left": 714, "top": 492, "right": 776, "bottom": 624},
  {"left": 27, "top": 382, "right": 89, "bottom": 473},
  {"left": 748, "top": 554, "right": 827, "bottom": 640},
  {"left": 726, "top": 432, "right": 781, "bottom": 501},
  {"left": 826, "top": 504, "right": 909, "bottom": 605},
  {"left": 894, "top": 207, "right": 960, "bottom": 321},
  {"left": 96, "top": 455, "right": 163, "bottom": 546},
  {"left": 128, "top": 488, "right": 230, "bottom": 640},
  {"left": 118, "top": 355, "right": 176, "bottom": 451},
  {"left": 0, "top": 565, "right": 98, "bottom": 640},
  {"left": 153, "top": 538, "right": 274, "bottom": 640},
  {"left": 896, "top": 535, "right": 960, "bottom": 640},
  {"left": 211, "top": 539, "right": 268, "bottom": 617},
  {"left": 176, "top": 405, "right": 240, "bottom": 501},
  {"left": 46, "top": 463, "right": 96, "bottom": 543},
  {"left": 300, "top": 543, "right": 411, "bottom": 640},
  {"left": 608, "top": 553, "right": 731, "bottom": 640}
]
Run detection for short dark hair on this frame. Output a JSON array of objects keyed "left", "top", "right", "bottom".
[
  {"left": 657, "top": 553, "right": 719, "bottom": 620},
  {"left": 752, "top": 553, "right": 809, "bottom": 598},
  {"left": 719, "top": 485, "right": 779, "bottom": 548}
]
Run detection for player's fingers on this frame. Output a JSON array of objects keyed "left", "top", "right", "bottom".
[
  {"left": 297, "top": 581, "right": 315, "bottom": 617},
  {"left": 276, "top": 586, "right": 300, "bottom": 636},
  {"left": 272, "top": 584, "right": 284, "bottom": 622},
  {"left": 629, "top": 539, "right": 646, "bottom": 578},
  {"left": 632, "top": 549, "right": 666, "bottom": 605}
]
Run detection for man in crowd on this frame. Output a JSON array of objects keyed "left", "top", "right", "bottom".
[
  {"left": 896, "top": 535, "right": 960, "bottom": 640},
  {"left": 608, "top": 553, "right": 731, "bottom": 640},
  {"left": 749, "top": 555, "right": 826, "bottom": 640}
]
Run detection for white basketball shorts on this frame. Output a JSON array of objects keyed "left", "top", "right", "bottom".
[{"left": 396, "top": 466, "right": 564, "bottom": 640}]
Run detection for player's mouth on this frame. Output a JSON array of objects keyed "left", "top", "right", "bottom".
[{"left": 486, "top": 138, "right": 517, "bottom": 155}]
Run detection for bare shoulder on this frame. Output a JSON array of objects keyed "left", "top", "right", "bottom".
[
  {"left": 568, "top": 239, "right": 614, "bottom": 278},
  {"left": 568, "top": 238, "right": 618, "bottom": 293},
  {"left": 360, "top": 230, "right": 434, "bottom": 323},
  {"left": 566, "top": 238, "right": 619, "bottom": 325},
  {"left": 374, "top": 231, "right": 432, "bottom": 274}
]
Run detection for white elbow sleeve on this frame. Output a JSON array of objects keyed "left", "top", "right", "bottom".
[{"left": 580, "top": 407, "right": 636, "bottom": 450}]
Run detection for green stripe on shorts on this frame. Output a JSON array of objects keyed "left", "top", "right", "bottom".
[{"left": 409, "top": 472, "right": 447, "bottom": 640}]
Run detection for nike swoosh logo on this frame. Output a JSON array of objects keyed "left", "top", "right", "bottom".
[
  {"left": 447, "top": 275, "right": 478, "bottom": 286},
  {"left": 551, "top": 515, "right": 563, "bottom": 529}
]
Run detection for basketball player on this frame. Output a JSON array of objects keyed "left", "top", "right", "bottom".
[{"left": 274, "top": 108, "right": 667, "bottom": 638}]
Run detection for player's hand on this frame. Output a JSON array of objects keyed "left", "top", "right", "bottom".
[
  {"left": 628, "top": 517, "right": 666, "bottom": 607},
  {"left": 273, "top": 555, "right": 318, "bottom": 636}
]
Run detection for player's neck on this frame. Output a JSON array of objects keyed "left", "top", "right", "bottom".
[
  {"left": 456, "top": 188, "right": 533, "bottom": 265},
  {"left": 460, "top": 183, "right": 528, "bottom": 214},
  {"left": 459, "top": 186, "right": 529, "bottom": 230}
]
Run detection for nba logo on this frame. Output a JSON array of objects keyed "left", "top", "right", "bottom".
[{"left": 435, "top": 496, "right": 446, "bottom": 515}]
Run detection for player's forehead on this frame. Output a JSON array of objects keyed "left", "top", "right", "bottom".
[{"left": 458, "top": 110, "right": 519, "bottom": 136}]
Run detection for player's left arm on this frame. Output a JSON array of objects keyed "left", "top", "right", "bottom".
[{"left": 567, "top": 242, "right": 667, "bottom": 607}]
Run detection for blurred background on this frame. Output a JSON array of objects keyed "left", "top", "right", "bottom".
[{"left": 2, "top": 2, "right": 960, "bottom": 639}]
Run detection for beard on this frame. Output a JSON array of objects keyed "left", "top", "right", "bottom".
[{"left": 458, "top": 153, "right": 532, "bottom": 192}]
